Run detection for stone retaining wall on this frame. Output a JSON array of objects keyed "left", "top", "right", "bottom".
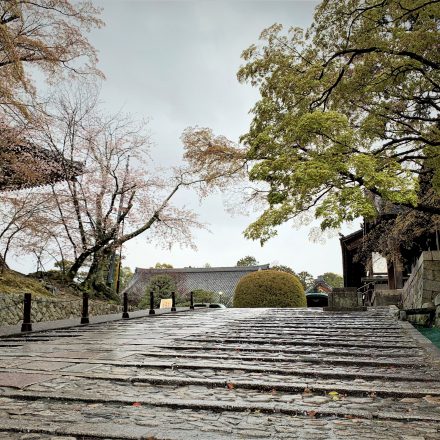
[
  {"left": 0, "top": 293, "right": 126, "bottom": 327},
  {"left": 402, "top": 251, "right": 440, "bottom": 309},
  {"left": 402, "top": 251, "right": 440, "bottom": 327}
]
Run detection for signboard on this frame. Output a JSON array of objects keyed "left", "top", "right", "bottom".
[{"left": 159, "top": 298, "right": 173, "bottom": 309}]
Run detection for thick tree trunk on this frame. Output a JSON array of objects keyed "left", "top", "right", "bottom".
[
  {"left": 82, "top": 249, "right": 120, "bottom": 302},
  {"left": 0, "top": 254, "right": 9, "bottom": 272}
]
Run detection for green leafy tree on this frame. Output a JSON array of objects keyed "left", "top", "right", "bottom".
[
  {"left": 271, "top": 265, "right": 295, "bottom": 275},
  {"left": 154, "top": 263, "right": 173, "bottom": 269},
  {"left": 236, "top": 0, "right": 440, "bottom": 243},
  {"left": 192, "top": 289, "right": 216, "bottom": 303},
  {"left": 182, "top": 1, "right": 439, "bottom": 246},
  {"left": 296, "top": 271, "right": 315, "bottom": 290},
  {"left": 118, "top": 266, "right": 133, "bottom": 291},
  {"left": 272, "top": 265, "right": 314, "bottom": 289},
  {"left": 236, "top": 256, "right": 259, "bottom": 266},
  {"left": 321, "top": 272, "right": 343, "bottom": 289},
  {"left": 139, "top": 274, "right": 176, "bottom": 308}
]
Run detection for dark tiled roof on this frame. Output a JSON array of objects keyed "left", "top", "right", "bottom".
[
  {"left": 124, "top": 264, "right": 270, "bottom": 307},
  {"left": 0, "top": 144, "right": 82, "bottom": 191},
  {"left": 305, "top": 279, "right": 333, "bottom": 294}
]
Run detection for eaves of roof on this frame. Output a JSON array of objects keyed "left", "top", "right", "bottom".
[{"left": 135, "top": 264, "right": 270, "bottom": 274}]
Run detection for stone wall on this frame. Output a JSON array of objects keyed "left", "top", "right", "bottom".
[
  {"left": 325, "top": 288, "right": 366, "bottom": 311},
  {"left": 373, "top": 289, "right": 402, "bottom": 307},
  {"left": 402, "top": 251, "right": 440, "bottom": 309},
  {"left": 0, "top": 293, "right": 126, "bottom": 327},
  {"left": 401, "top": 251, "right": 440, "bottom": 327}
]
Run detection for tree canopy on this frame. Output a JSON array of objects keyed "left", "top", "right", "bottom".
[
  {"left": 236, "top": 255, "right": 259, "bottom": 266},
  {"left": 321, "top": 272, "right": 343, "bottom": 289},
  {"left": 154, "top": 263, "right": 174, "bottom": 269},
  {"left": 0, "top": 0, "right": 102, "bottom": 120},
  {"left": 184, "top": 0, "right": 439, "bottom": 245},
  {"left": 239, "top": 0, "right": 439, "bottom": 243}
]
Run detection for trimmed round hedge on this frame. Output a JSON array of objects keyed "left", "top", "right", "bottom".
[{"left": 233, "top": 270, "right": 306, "bottom": 308}]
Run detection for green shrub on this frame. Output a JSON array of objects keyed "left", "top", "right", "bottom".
[
  {"left": 233, "top": 270, "right": 306, "bottom": 308},
  {"left": 138, "top": 274, "right": 176, "bottom": 309},
  {"left": 192, "top": 289, "right": 216, "bottom": 303}
]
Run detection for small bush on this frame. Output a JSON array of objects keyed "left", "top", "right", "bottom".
[
  {"left": 192, "top": 289, "right": 216, "bottom": 303},
  {"left": 139, "top": 274, "right": 176, "bottom": 309},
  {"left": 233, "top": 270, "right": 306, "bottom": 308}
]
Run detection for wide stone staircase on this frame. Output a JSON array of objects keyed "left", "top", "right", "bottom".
[{"left": 0, "top": 308, "right": 439, "bottom": 439}]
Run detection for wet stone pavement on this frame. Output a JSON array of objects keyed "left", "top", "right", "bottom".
[{"left": 0, "top": 308, "right": 439, "bottom": 439}]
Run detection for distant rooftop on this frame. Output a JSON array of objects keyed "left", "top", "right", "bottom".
[
  {"left": 136, "top": 265, "right": 270, "bottom": 274},
  {"left": 125, "top": 264, "right": 270, "bottom": 307}
]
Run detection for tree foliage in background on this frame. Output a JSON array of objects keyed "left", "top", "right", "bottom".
[
  {"left": 185, "top": 0, "right": 439, "bottom": 245},
  {"left": 192, "top": 289, "right": 216, "bottom": 303},
  {"left": 236, "top": 255, "right": 259, "bottom": 266},
  {"left": 154, "top": 263, "right": 173, "bottom": 269},
  {"left": 271, "top": 264, "right": 295, "bottom": 275},
  {"left": 118, "top": 266, "right": 133, "bottom": 292},
  {"left": 271, "top": 265, "right": 315, "bottom": 289},
  {"left": 0, "top": 190, "right": 49, "bottom": 271},
  {"left": 0, "top": 0, "right": 102, "bottom": 120},
  {"left": 322, "top": 272, "right": 343, "bottom": 289},
  {"left": 139, "top": 274, "right": 176, "bottom": 309},
  {"left": 296, "top": 271, "right": 315, "bottom": 290}
]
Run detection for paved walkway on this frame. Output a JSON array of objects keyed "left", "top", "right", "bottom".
[
  {"left": 0, "top": 307, "right": 191, "bottom": 337},
  {"left": 0, "top": 308, "right": 439, "bottom": 439}
]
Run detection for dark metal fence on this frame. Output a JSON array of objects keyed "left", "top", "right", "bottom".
[{"left": 1, "top": 289, "right": 197, "bottom": 333}]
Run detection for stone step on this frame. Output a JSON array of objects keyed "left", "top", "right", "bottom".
[
  {"left": 133, "top": 350, "right": 427, "bottom": 368},
  {"left": 182, "top": 337, "right": 419, "bottom": 349},
  {"left": 208, "top": 332, "right": 414, "bottom": 343},
  {"left": 221, "top": 329, "right": 409, "bottom": 337},
  {"left": 6, "top": 356, "right": 438, "bottom": 382},
  {"left": 3, "top": 386, "right": 440, "bottom": 423},
  {"left": 10, "top": 369, "right": 440, "bottom": 398},
  {"left": 151, "top": 343, "right": 425, "bottom": 358},
  {"left": 2, "top": 351, "right": 427, "bottom": 370},
  {"left": 0, "top": 397, "right": 439, "bottom": 440},
  {"left": 20, "top": 377, "right": 440, "bottom": 420}
]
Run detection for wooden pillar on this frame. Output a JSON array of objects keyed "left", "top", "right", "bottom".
[
  {"left": 387, "top": 260, "right": 396, "bottom": 290},
  {"left": 395, "top": 258, "right": 404, "bottom": 289}
]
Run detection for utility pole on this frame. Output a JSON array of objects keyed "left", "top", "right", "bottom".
[{"left": 107, "top": 157, "right": 130, "bottom": 290}]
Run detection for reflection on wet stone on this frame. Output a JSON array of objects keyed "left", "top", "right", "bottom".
[{"left": 0, "top": 308, "right": 439, "bottom": 439}]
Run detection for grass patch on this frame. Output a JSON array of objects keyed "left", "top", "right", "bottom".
[{"left": 0, "top": 270, "right": 62, "bottom": 297}]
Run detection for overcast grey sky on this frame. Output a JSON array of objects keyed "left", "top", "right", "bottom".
[{"left": 80, "top": 0, "right": 360, "bottom": 276}]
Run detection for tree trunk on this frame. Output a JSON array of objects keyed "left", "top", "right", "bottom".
[
  {"left": 0, "top": 254, "right": 8, "bottom": 273},
  {"left": 82, "top": 248, "right": 120, "bottom": 302}
]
